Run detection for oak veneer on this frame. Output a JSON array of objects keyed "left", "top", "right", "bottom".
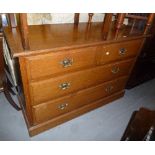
[
  {"left": 29, "top": 59, "right": 134, "bottom": 105},
  {"left": 32, "top": 76, "right": 128, "bottom": 124},
  {"left": 4, "top": 22, "right": 149, "bottom": 58},
  {"left": 29, "top": 90, "right": 125, "bottom": 136},
  {"left": 24, "top": 46, "right": 97, "bottom": 81},
  {"left": 99, "top": 39, "right": 142, "bottom": 64}
]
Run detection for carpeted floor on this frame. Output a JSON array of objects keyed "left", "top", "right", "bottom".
[{"left": 0, "top": 79, "right": 155, "bottom": 141}]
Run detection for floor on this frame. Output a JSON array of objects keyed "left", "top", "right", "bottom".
[{"left": 0, "top": 79, "right": 155, "bottom": 141}]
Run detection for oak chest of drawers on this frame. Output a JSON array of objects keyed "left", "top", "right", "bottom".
[
  {"left": 3, "top": 21, "right": 149, "bottom": 136},
  {"left": 19, "top": 38, "right": 143, "bottom": 135}
]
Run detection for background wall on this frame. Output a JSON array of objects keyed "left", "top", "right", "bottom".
[
  {"left": 27, "top": 13, "right": 128, "bottom": 25},
  {"left": 27, "top": 13, "right": 105, "bottom": 25}
]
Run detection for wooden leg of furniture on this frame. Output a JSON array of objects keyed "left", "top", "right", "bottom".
[
  {"left": 3, "top": 85, "right": 21, "bottom": 111},
  {"left": 3, "top": 75, "right": 21, "bottom": 111},
  {"left": 6, "top": 80, "right": 16, "bottom": 96}
]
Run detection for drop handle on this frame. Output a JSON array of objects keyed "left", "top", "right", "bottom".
[
  {"left": 111, "top": 66, "right": 120, "bottom": 74},
  {"left": 60, "top": 58, "right": 73, "bottom": 68},
  {"left": 59, "top": 82, "right": 71, "bottom": 90},
  {"left": 58, "top": 103, "right": 68, "bottom": 110},
  {"left": 119, "top": 48, "right": 126, "bottom": 55}
]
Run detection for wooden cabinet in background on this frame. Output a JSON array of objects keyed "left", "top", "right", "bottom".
[{"left": 127, "top": 35, "right": 155, "bottom": 88}]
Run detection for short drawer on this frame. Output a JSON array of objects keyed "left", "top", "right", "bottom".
[
  {"left": 30, "top": 59, "right": 134, "bottom": 105},
  {"left": 25, "top": 47, "right": 97, "bottom": 80},
  {"left": 32, "top": 76, "right": 128, "bottom": 124},
  {"left": 98, "top": 39, "right": 142, "bottom": 64}
]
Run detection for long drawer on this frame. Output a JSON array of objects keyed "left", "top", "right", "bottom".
[
  {"left": 30, "top": 59, "right": 134, "bottom": 105},
  {"left": 98, "top": 39, "right": 142, "bottom": 64},
  {"left": 24, "top": 47, "right": 97, "bottom": 80},
  {"left": 32, "top": 76, "right": 128, "bottom": 124}
]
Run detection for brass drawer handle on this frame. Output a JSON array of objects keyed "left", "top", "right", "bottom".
[
  {"left": 59, "top": 82, "right": 71, "bottom": 90},
  {"left": 119, "top": 48, "right": 126, "bottom": 55},
  {"left": 60, "top": 58, "right": 73, "bottom": 68},
  {"left": 111, "top": 66, "right": 120, "bottom": 74},
  {"left": 58, "top": 103, "right": 68, "bottom": 110},
  {"left": 105, "top": 85, "right": 114, "bottom": 93}
]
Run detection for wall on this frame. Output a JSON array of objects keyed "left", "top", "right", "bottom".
[{"left": 27, "top": 13, "right": 105, "bottom": 25}]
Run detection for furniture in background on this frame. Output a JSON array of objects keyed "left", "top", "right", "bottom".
[
  {"left": 0, "top": 18, "right": 3, "bottom": 91},
  {"left": 126, "top": 28, "right": 155, "bottom": 88},
  {"left": 121, "top": 108, "right": 155, "bottom": 141},
  {"left": 0, "top": 32, "right": 3, "bottom": 92},
  {"left": 2, "top": 13, "right": 155, "bottom": 136},
  {"left": 0, "top": 15, "right": 21, "bottom": 111}
]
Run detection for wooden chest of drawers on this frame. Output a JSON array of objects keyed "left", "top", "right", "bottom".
[
  {"left": 16, "top": 37, "right": 143, "bottom": 136},
  {"left": 3, "top": 19, "right": 149, "bottom": 136}
]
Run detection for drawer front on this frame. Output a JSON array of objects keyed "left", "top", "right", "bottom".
[
  {"left": 25, "top": 47, "right": 97, "bottom": 80},
  {"left": 99, "top": 39, "right": 142, "bottom": 64},
  {"left": 32, "top": 76, "right": 128, "bottom": 124},
  {"left": 30, "top": 59, "right": 134, "bottom": 105}
]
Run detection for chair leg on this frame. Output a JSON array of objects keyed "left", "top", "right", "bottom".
[
  {"left": 3, "top": 75, "right": 21, "bottom": 111},
  {"left": 6, "top": 78, "right": 16, "bottom": 95},
  {"left": 3, "top": 85, "right": 21, "bottom": 111}
]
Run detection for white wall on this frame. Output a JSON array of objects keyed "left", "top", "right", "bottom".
[{"left": 27, "top": 13, "right": 105, "bottom": 25}]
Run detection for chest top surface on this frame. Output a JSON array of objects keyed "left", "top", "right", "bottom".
[{"left": 4, "top": 22, "right": 149, "bottom": 58}]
